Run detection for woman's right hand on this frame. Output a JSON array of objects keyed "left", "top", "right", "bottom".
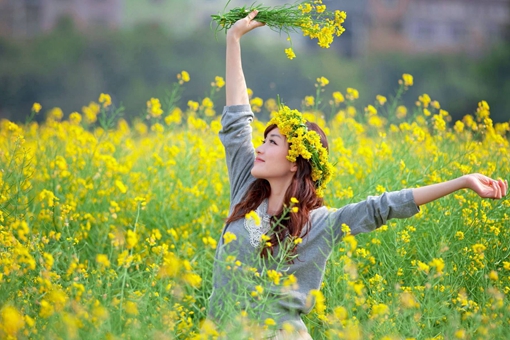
[{"left": 227, "top": 10, "right": 265, "bottom": 41}]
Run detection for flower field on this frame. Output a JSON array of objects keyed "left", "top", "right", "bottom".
[{"left": 0, "top": 72, "right": 509, "bottom": 340}]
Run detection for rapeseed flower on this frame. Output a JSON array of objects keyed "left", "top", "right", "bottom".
[
  {"left": 223, "top": 231, "right": 237, "bottom": 245},
  {"left": 285, "top": 47, "right": 296, "bottom": 60},
  {"left": 99, "top": 93, "right": 112, "bottom": 108},
  {"left": 177, "top": 70, "right": 190, "bottom": 84},
  {"left": 32, "top": 102, "right": 42, "bottom": 113},
  {"left": 147, "top": 97, "right": 164, "bottom": 118},
  {"left": 402, "top": 73, "right": 414, "bottom": 87}
]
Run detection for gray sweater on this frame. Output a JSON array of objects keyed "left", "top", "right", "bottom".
[{"left": 208, "top": 105, "right": 420, "bottom": 331}]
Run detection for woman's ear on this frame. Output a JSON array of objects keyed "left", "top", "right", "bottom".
[{"left": 290, "top": 162, "right": 298, "bottom": 173}]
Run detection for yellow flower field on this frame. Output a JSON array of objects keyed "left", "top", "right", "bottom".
[{"left": 0, "top": 73, "right": 509, "bottom": 339}]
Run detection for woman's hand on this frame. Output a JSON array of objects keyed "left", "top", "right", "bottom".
[
  {"left": 464, "top": 173, "right": 508, "bottom": 199},
  {"left": 227, "top": 10, "right": 265, "bottom": 41},
  {"left": 412, "top": 173, "right": 507, "bottom": 206}
]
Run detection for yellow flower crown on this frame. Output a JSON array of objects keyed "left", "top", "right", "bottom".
[{"left": 268, "top": 106, "right": 334, "bottom": 197}]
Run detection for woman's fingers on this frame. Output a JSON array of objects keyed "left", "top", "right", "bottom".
[
  {"left": 491, "top": 179, "right": 508, "bottom": 199},
  {"left": 499, "top": 179, "right": 508, "bottom": 197},
  {"left": 246, "top": 9, "right": 258, "bottom": 21},
  {"left": 494, "top": 180, "right": 502, "bottom": 199}
]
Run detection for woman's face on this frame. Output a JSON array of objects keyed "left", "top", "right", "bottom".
[{"left": 251, "top": 127, "right": 297, "bottom": 181}]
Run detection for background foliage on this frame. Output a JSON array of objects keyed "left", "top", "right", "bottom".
[{"left": 0, "top": 18, "right": 509, "bottom": 124}]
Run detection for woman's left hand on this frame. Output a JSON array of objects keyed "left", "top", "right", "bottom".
[{"left": 464, "top": 173, "right": 508, "bottom": 199}]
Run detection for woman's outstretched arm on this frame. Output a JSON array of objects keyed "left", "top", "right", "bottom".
[
  {"left": 412, "top": 173, "right": 508, "bottom": 206},
  {"left": 225, "top": 10, "right": 264, "bottom": 106}
]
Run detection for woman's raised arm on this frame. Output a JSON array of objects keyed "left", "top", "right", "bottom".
[
  {"left": 412, "top": 173, "right": 508, "bottom": 206},
  {"left": 225, "top": 10, "right": 264, "bottom": 106}
]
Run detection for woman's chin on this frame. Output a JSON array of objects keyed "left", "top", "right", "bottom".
[{"left": 251, "top": 168, "right": 264, "bottom": 179}]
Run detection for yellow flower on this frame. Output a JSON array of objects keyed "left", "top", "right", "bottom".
[
  {"left": 402, "top": 73, "right": 414, "bottom": 86},
  {"left": 115, "top": 180, "right": 128, "bottom": 194},
  {"left": 96, "top": 254, "right": 111, "bottom": 267},
  {"left": 178, "top": 70, "right": 190, "bottom": 83},
  {"left": 417, "top": 261, "right": 430, "bottom": 274},
  {"left": 214, "top": 76, "right": 225, "bottom": 89},
  {"left": 126, "top": 230, "right": 138, "bottom": 249},
  {"left": 285, "top": 47, "right": 296, "bottom": 60},
  {"left": 346, "top": 87, "right": 359, "bottom": 100},
  {"left": 147, "top": 97, "right": 164, "bottom": 118},
  {"left": 99, "top": 93, "right": 112, "bottom": 108},
  {"left": 370, "top": 303, "right": 390, "bottom": 319},
  {"left": 334, "top": 306, "right": 348, "bottom": 320},
  {"left": 396, "top": 105, "right": 407, "bottom": 119},
  {"left": 267, "top": 270, "right": 281, "bottom": 285},
  {"left": 290, "top": 197, "right": 299, "bottom": 204},
  {"left": 316, "top": 76, "right": 329, "bottom": 87},
  {"left": 429, "top": 258, "right": 445, "bottom": 275},
  {"left": 245, "top": 210, "right": 261, "bottom": 226},
  {"left": 299, "top": 3, "right": 312, "bottom": 14},
  {"left": 265, "top": 318, "right": 276, "bottom": 326},
  {"left": 309, "top": 290, "right": 326, "bottom": 315},
  {"left": 472, "top": 243, "right": 486, "bottom": 254},
  {"left": 188, "top": 100, "right": 199, "bottom": 112},
  {"left": 364, "top": 104, "right": 377, "bottom": 116},
  {"left": 223, "top": 231, "right": 237, "bottom": 245},
  {"left": 48, "top": 107, "right": 64, "bottom": 121},
  {"left": 32, "top": 102, "right": 42, "bottom": 113},
  {"left": 343, "top": 235, "right": 357, "bottom": 252},
  {"left": 125, "top": 301, "right": 139, "bottom": 315},
  {"left": 1, "top": 306, "right": 25, "bottom": 337},
  {"left": 304, "top": 96, "right": 315, "bottom": 107},
  {"left": 419, "top": 94, "right": 431, "bottom": 107},
  {"left": 251, "top": 285, "right": 263, "bottom": 297},
  {"left": 316, "top": 5, "right": 326, "bottom": 13},
  {"left": 376, "top": 95, "right": 387, "bottom": 105},
  {"left": 332, "top": 91, "right": 344, "bottom": 104},
  {"left": 183, "top": 273, "right": 202, "bottom": 288},
  {"left": 250, "top": 97, "right": 263, "bottom": 113},
  {"left": 455, "top": 329, "right": 467, "bottom": 339},
  {"left": 69, "top": 112, "right": 82, "bottom": 125}
]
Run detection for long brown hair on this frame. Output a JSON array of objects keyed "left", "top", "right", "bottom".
[{"left": 225, "top": 122, "right": 329, "bottom": 258}]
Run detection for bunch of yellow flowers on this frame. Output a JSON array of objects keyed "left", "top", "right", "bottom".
[{"left": 211, "top": 0, "right": 346, "bottom": 59}]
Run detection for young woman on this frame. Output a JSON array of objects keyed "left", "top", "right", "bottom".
[{"left": 207, "top": 10, "right": 508, "bottom": 339}]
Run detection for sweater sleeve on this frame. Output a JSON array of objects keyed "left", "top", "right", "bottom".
[
  {"left": 218, "top": 105, "right": 256, "bottom": 203},
  {"left": 323, "top": 189, "right": 420, "bottom": 240}
]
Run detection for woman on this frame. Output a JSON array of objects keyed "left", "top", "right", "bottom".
[{"left": 207, "top": 10, "right": 508, "bottom": 339}]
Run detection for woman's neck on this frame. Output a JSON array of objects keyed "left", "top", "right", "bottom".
[
  {"left": 267, "top": 178, "right": 292, "bottom": 215},
  {"left": 267, "top": 195, "right": 284, "bottom": 215}
]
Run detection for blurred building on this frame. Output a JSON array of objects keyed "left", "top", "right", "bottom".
[
  {"left": 0, "top": 0, "right": 122, "bottom": 38},
  {"left": 0, "top": 0, "right": 508, "bottom": 55},
  {"left": 367, "top": 0, "right": 510, "bottom": 55}
]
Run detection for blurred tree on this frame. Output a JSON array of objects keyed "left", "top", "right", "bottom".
[{"left": 0, "top": 21, "right": 508, "bottom": 124}]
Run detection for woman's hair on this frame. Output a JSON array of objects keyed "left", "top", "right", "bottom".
[{"left": 225, "top": 122, "right": 329, "bottom": 258}]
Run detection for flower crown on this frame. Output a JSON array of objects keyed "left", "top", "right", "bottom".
[{"left": 268, "top": 106, "right": 334, "bottom": 197}]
